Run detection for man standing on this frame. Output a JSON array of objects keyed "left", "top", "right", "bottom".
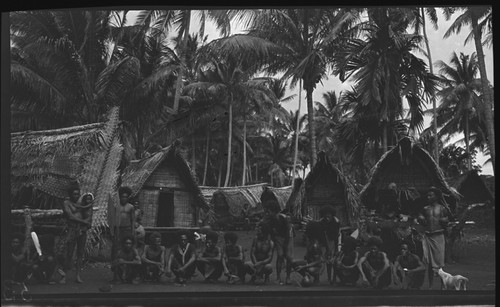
[
  {"left": 317, "top": 205, "right": 340, "bottom": 284},
  {"left": 110, "top": 187, "right": 136, "bottom": 261},
  {"left": 61, "top": 186, "right": 93, "bottom": 283},
  {"left": 418, "top": 187, "right": 451, "bottom": 288},
  {"left": 261, "top": 200, "right": 294, "bottom": 285}
]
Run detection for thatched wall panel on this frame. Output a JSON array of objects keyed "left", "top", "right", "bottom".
[
  {"left": 147, "top": 166, "right": 185, "bottom": 188},
  {"left": 174, "top": 191, "right": 193, "bottom": 227},
  {"left": 140, "top": 190, "right": 159, "bottom": 227}
]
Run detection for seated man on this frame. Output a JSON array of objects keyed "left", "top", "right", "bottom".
[
  {"left": 222, "top": 232, "right": 245, "bottom": 284},
  {"left": 141, "top": 232, "right": 166, "bottom": 283},
  {"left": 292, "top": 226, "right": 324, "bottom": 286},
  {"left": 9, "top": 233, "right": 30, "bottom": 282},
  {"left": 392, "top": 243, "right": 425, "bottom": 289},
  {"left": 166, "top": 230, "right": 196, "bottom": 286},
  {"left": 333, "top": 236, "right": 360, "bottom": 286},
  {"left": 245, "top": 224, "right": 274, "bottom": 284},
  {"left": 29, "top": 233, "right": 58, "bottom": 285},
  {"left": 358, "top": 237, "right": 391, "bottom": 289},
  {"left": 196, "top": 230, "right": 223, "bottom": 282},
  {"left": 111, "top": 236, "right": 141, "bottom": 284}
]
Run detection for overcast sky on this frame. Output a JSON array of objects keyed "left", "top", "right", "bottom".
[{"left": 127, "top": 8, "right": 494, "bottom": 174}]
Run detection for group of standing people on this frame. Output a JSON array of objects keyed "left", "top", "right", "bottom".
[{"left": 9, "top": 184, "right": 451, "bottom": 290}]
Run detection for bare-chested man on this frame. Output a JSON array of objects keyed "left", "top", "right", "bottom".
[
  {"left": 417, "top": 186, "right": 452, "bottom": 288},
  {"left": 111, "top": 187, "right": 136, "bottom": 263},
  {"left": 61, "top": 186, "right": 93, "bottom": 283},
  {"left": 245, "top": 224, "right": 274, "bottom": 284}
]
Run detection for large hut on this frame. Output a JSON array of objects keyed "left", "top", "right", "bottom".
[
  {"left": 10, "top": 107, "right": 123, "bottom": 247},
  {"left": 360, "top": 137, "right": 461, "bottom": 215},
  {"left": 449, "top": 170, "right": 494, "bottom": 206},
  {"left": 302, "top": 152, "right": 360, "bottom": 227},
  {"left": 207, "top": 183, "right": 267, "bottom": 230},
  {"left": 120, "top": 145, "right": 208, "bottom": 228}
]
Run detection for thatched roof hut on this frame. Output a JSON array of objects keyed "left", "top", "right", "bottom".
[
  {"left": 449, "top": 170, "right": 494, "bottom": 205},
  {"left": 209, "top": 183, "right": 267, "bottom": 218},
  {"left": 302, "top": 152, "right": 360, "bottom": 227},
  {"left": 10, "top": 107, "right": 123, "bottom": 247},
  {"left": 261, "top": 185, "right": 292, "bottom": 211},
  {"left": 121, "top": 145, "right": 208, "bottom": 228},
  {"left": 360, "top": 137, "right": 461, "bottom": 215}
]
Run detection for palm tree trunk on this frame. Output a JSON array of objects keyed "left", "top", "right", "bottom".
[
  {"left": 247, "top": 160, "right": 252, "bottom": 183},
  {"left": 202, "top": 130, "right": 209, "bottom": 185},
  {"left": 292, "top": 80, "right": 302, "bottom": 181},
  {"left": 255, "top": 164, "right": 258, "bottom": 182},
  {"left": 471, "top": 12, "right": 495, "bottom": 173},
  {"left": 464, "top": 110, "right": 472, "bottom": 171},
  {"left": 242, "top": 111, "right": 247, "bottom": 186},
  {"left": 421, "top": 8, "right": 440, "bottom": 164},
  {"left": 173, "top": 10, "right": 191, "bottom": 113},
  {"left": 382, "top": 122, "right": 388, "bottom": 154},
  {"left": 218, "top": 160, "right": 222, "bottom": 187},
  {"left": 224, "top": 98, "right": 233, "bottom": 187},
  {"left": 306, "top": 88, "right": 317, "bottom": 167},
  {"left": 191, "top": 134, "right": 196, "bottom": 174},
  {"left": 136, "top": 119, "right": 144, "bottom": 159}
]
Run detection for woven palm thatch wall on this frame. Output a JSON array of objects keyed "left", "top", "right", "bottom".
[
  {"left": 302, "top": 152, "right": 360, "bottom": 227},
  {"left": 11, "top": 107, "right": 123, "bottom": 252},
  {"left": 209, "top": 183, "right": 267, "bottom": 218},
  {"left": 121, "top": 145, "right": 208, "bottom": 228},
  {"left": 360, "top": 137, "right": 461, "bottom": 212},
  {"left": 448, "top": 170, "right": 494, "bottom": 205},
  {"left": 261, "top": 185, "right": 292, "bottom": 211}
]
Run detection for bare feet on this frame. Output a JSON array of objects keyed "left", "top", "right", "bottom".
[
  {"left": 76, "top": 275, "right": 83, "bottom": 283},
  {"left": 58, "top": 277, "right": 66, "bottom": 284}
]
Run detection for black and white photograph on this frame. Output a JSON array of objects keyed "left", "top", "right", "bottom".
[{"left": 1, "top": 6, "right": 495, "bottom": 307}]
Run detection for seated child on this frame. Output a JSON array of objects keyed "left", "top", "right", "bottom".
[
  {"left": 196, "top": 230, "right": 223, "bottom": 282},
  {"left": 141, "top": 231, "right": 166, "bottom": 282},
  {"left": 333, "top": 236, "right": 360, "bottom": 286},
  {"left": 357, "top": 237, "right": 391, "bottom": 289},
  {"left": 244, "top": 224, "right": 274, "bottom": 284},
  {"left": 9, "top": 233, "right": 30, "bottom": 282},
  {"left": 111, "top": 236, "right": 141, "bottom": 284},
  {"left": 29, "top": 233, "right": 57, "bottom": 285},
  {"left": 292, "top": 236, "right": 324, "bottom": 285},
  {"left": 222, "top": 232, "right": 245, "bottom": 284}
]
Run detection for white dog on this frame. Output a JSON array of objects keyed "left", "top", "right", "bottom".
[{"left": 437, "top": 268, "right": 468, "bottom": 290}]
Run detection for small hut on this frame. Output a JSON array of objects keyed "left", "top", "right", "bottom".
[
  {"left": 121, "top": 145, "right": 208, "bottom": 228},
  {"left": 261, "top": 185, "right": 293, "bottom": 212},
  {"left": 302, "top": 152, "right": 360, "bottom": 227},
  {"left": 360, "top": 137, "right": 461, "bottom": 215},
  {"left": 449, "top": 170, "right": 494, "bottom": 206},
  {"left": 10, "top": 107, "right": 123, "bottom": 248},
  {"left": 208, "top": 183, "right": 267, "bottom": 229},
  {"left": 480, "top": 174, "right": 495, "bottom": 202}
]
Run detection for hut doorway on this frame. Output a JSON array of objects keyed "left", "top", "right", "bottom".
[{"left": 157, "top": 191, "right": 174, "bottom": 227}]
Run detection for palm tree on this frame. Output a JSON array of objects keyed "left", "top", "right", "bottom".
[
  {"left": 246, "top": 8, "right": 359, "bottom": 167},
  {"left": 333, "top": 8, "right": 438, "bottom": 154},
  {"left": 10, "top": 10, "right": 130, "bottom": 131},
  {"left": 314, "top": 90, "right": 344, "bottom": 155},
  {"left": 444, "top": 6, "right": 495, "bottom": 173},
  {"left": 433, "top": 52, "right": 485, "bottom": 170}
]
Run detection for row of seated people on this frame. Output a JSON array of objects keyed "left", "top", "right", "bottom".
[{"left": 9, "top": 228, "right": 425, "bottom": 289}]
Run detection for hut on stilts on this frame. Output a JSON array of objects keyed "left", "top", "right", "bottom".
[
  {"left": 10, "top": 107, "right": 124, "bottom": 255},
  {"left": 120, "top": 144, "right": 209, "bottom": 230},
  {"left": 301, "top": 151, "right": 360, "bottom": 228}
]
